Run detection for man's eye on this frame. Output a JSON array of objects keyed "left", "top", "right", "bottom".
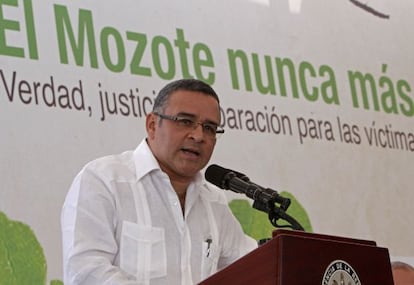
[
  {"left": 203, "top": 124, "right": 217, "bottom": 134},
  {"left": 177, "top": 118, "right": 194, "bottom": 126}
]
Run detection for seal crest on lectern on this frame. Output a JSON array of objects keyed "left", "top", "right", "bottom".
[{"left": 322, "top": 260, "right": 361, "bottom": 285}]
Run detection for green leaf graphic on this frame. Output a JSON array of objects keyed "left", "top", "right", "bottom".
[{"left": 0, "top": 211, "right": 47, "bottom": 285}]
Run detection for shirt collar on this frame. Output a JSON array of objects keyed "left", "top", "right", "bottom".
[
  {"left": 133, "top": 139, "right": 161, "bottom": 181},
  {"left": 133, "top": 138, "right": 205, "bottom": 187}
]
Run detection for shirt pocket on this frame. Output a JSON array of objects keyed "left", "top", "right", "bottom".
[
  {"left": 200, "top": 239, "right": 219, "bottom": 280},
  {"left": 120, "top": 221, "right": 167, "bottom": 282}
]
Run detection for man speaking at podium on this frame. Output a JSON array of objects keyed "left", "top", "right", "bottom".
[{"left": 61, "top": 79, "right": 257, "bottom": 284}]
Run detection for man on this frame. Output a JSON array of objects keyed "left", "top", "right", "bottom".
[
  {"left": 61, "top": 79, "right": 257, "bottom": 285},
  {"left": 392, "top": 261, "right": 414, "bottom": 285}
]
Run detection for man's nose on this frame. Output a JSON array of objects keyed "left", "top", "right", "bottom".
[{"left": 189, "top": 123, "right": 205, "bottom": 141}]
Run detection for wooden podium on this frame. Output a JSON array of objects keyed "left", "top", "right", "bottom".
[{"left": 199, "top": 229, "right": 394, "bottom": 284}]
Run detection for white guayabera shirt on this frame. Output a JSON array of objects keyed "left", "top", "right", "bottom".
[{"left": 62, "top": 139, "right": 257, "bottom": 285}]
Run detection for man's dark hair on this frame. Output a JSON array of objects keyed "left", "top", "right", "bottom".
[{"left": 153, "top": 79, "right": 220, "bottom": 113}]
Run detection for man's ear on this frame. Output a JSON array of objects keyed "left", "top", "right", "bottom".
[{"left": 146, "top": 112, "right": 157, "bottom": 139}]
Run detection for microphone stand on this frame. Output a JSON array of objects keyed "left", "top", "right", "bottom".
[
  {"left": 222, "top": 171, "right": 305, "bottom": 231},
  {"left": 252, "top": 198, "right": 305, "bottom": 231}
]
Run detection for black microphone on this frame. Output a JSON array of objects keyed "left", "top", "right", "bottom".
[{"left": 205, "top": 164, "right": 291, "bottom": 212}]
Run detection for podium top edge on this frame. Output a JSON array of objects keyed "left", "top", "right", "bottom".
[{"left": 272, "top": 229, "right": 377, "bottom": 247}]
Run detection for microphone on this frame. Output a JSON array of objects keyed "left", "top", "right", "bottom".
[{"left": 205, "top": 164, "right": 291, "bottom": 212}]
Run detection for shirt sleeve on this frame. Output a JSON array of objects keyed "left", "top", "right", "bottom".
[
  {"left": 61, "top": 167, "right": 137, "bottom": 285},
  {"left": 214, "top": 196, "right": 258, "bottom": 270}
]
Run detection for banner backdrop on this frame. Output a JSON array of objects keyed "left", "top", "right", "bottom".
[{"left": 1, "top": 0, "right": 413, "bottom": 283}]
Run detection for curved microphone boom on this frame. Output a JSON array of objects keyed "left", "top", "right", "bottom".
[{"left": 205, "top": 164, "right": 304, "bottom": 231}]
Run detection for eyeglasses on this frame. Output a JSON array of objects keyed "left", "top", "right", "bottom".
[{"left": 153, "top": 112, "right": 225, "bottom": 139}]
